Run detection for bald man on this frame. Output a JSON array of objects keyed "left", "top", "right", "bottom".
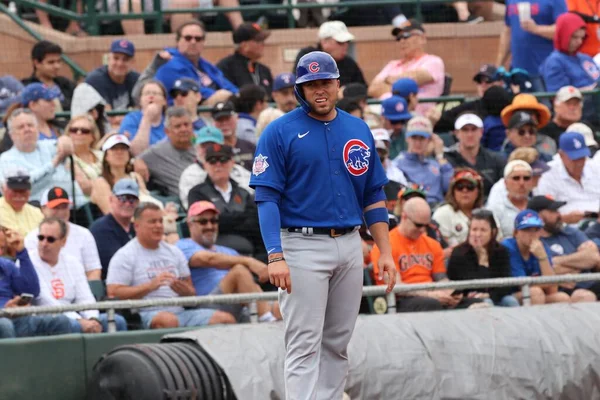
[{"left": 371, "top": 197, "right": 483, "bottom": 312}]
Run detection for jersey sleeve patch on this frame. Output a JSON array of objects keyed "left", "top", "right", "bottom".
[{"left": 252, "top": 154, "right": 270, "bottom": 176}]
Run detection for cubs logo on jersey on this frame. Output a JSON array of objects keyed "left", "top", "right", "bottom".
[{"left": 343, "top": 139, "right": 370, "bottom": 176}]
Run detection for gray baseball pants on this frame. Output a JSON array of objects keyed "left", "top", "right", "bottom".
[{"left": 279, "top": 229, "right": 363, "bottom": 400}]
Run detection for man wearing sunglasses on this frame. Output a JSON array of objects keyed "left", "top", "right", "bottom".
[
  {"left": 501, "top": 111, "right": 556, "bottom": 162},
  {"left": 488, "top": 160, "right": 535, "bottom": 238},
  {"left": 155, "top": 21, "right": 238, "bottom": 107},
  {"left": 24, "top": 187, "right": 102, "bottom": 281},
  {"left": 188, "top": 143, "right": 263, "bottom": 259},
  {"left": 176, "top": 201, "right": 279, "bottom": 322},
  {"left": 90, "top": 178, "right": 139, "bottom": 280},
  {"left": 368, "top": 19, "right": 445, "bottom": 116}
]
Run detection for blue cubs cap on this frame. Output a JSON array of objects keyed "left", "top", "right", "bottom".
[
  {"left": 559, "top": 132, "right": 591, "bottom": 160},
  {"left": 273, "top": 73, "right": 295, "bottom": 91},
  {"left": 170, "top": 78, "right": 200, "bottom": 95},
  {"left": 381, "top": 96, "right": 412, "bottom": 122},
  {"left": 391, "top": 78, "right": 418, "bottom": 99},
  {"left": 514, "top": 209, "right": 543, "bottom": 230},
  {"left": 21, "top": 83, "right": 59, "bottom": 106},
  {"left": 295, "top": 51, "right": 340, "bottom": 85},
  {"left": 194, "top": 126, "right": 224, "bottom": 145},
  {"left": 110, "top": 39, "right": 135, "bottom": 57},
  {"left": 112, "top": 178, "right": 139, "bottom": 198}
]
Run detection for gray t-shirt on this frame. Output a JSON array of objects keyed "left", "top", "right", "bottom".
[
  {"left": 140, "top": 141, "right": 196, "bottom": 198},
  {"left": 106, "top": 238, "right": 191, "bottom": 313}
]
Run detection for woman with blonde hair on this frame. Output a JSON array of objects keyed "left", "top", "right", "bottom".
[{"left": 64, "top": 114, "right": 103, "bottom": 197}]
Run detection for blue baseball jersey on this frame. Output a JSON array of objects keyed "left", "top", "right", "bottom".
[{"left": 249, "top": 108, "right": 388, "bottom": 228}]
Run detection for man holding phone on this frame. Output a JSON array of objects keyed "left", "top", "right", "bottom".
[{"left": 0, "top": 227, "right": 72, "bottom": 338}]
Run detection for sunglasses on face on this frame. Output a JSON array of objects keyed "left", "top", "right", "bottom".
[
  {"left": 38, "top": 234, "right": 58, "bottom": 243},
  {"left": 183, "top": 35, "right": 205, "bottom": 42},
  {"left": 69, "top": 127, "right": 92, "bottom": 135},
  {"left": 206, "top": 156, "right": 231, "bottom": 165},
  {"left": 116, "top": 195, "right": 138, "bottom": 204},
  {"left": 408, "top": 216, "right": 428, "bottom": 229},
  {"left": 510, "top": 175, "right": 532, "bottom": 182},
  {"left": 517, "top": 128, "right": 536, "bottom": 136},
  {"left": 191, "top": 218, "right": 219, "bottom": 226},
  {"left": 455, "top": 182, "right": 477, "bottom": 191},
  {"left": 172, "top": 90, "right": 190, "bottom": 98}
]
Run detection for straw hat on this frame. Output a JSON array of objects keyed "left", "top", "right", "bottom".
[{"left": 500, "top": 94, "right": 551, "bottom": 128}]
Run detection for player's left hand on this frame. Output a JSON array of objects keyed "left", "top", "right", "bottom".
[{"left": 378, "top": 253, "right": 397, "bottom": 294}]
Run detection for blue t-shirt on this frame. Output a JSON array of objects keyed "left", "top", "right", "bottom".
[
  {"left": 38, "top": 129, "right": 58, "bottom": 141},
  {"left": 90, "top": 214, "right": 135, "bottom": 280},
  {"left": 249, "top": 108, "right": 388, "bottom": 228},
  {"left": 502, "top": 237, "right": 553, "bottom": 277},
  {"left": 85, "top": 66, "right": 140, "bottom": 110},
  {"left": 0, "top": 250, "right": 40, "bottom": 307},
  {"left": 118, "top": 110, "right": 166, "bottom": 145},
  {"left": 505, "top": 0, "right": 567, "bottom": 75},
  {"left": 176, "top": 238, "right": 232, "bottom": 296},
  {"left": 541, "top": 227, "right": 595, "bottom": 288},
  {"left": 539, "top": 51, "right": 600, "bottom": 92},
  {"left": 392, "top": 152, "right": 454, "bottom": 204}
]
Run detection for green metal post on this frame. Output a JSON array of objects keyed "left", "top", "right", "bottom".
[
  {"left": 85, "top": 0, "right": 99, "bottom": 36},
  {"left": 286, "top": 1, "right": 295, "bottom": 29},
  {"left": 153, "top": 0, "right": 163, "bottom": 34}
]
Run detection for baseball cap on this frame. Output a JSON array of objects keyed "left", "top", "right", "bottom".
[
  {"left": 514, "top": 209, "right": 544, "bottom": 230},
  {"left": 452, "top": 169, "right": 481, "bottom": 185},
  {"left": 454, "top": 113, "right": 483, "bottom": 130},
  {"left": 233, "top": 22, "right": 270, "bottom": 44},
  {"left": 318, "top": 21, "right": 355, "bottom": 43},
  {"left": 559, "top": 132, "right": 591, "bottom": 160},
  {"left": 3, "top": 167, "right": 31, "bottom": 190},
  {"left": 371, "top": 128, "right": 390, "bottom": 142},
  {"left": 342, "top": 83, "right": 368, "bottom": 102},
  {"left": 398, "top": 186, "right": 427, "bottom": 200},
  {"left": 473, "top": 64, "right": 499, "bottom": 83},
  {"left": 567, "top": 122, "right": 597, "bottom": 147},
  {"left": 41, "top": 186, "right": 71, "bottom": 208},
  {"left": 170, "top": 78, "right": 200, "bottom": 96},
  {"left": 530, "top": 158, "right": 550, "bottom": 176},
  {"left": 110, "top": 39, "right": 135, "bottom": 57},
  {"left": 391, "top": 19, "right": 425, "bottom": 37},
  {"left": 503, "top": 160, "right": 532, "bottom": 178},
  {"left": 204, "top": 143, "right": 233, "bottom": 159},
  {"left": 102, "top": 134, "right": 131, "bottom": 152},
  {"left": 188, "top": 200, "right": 220, "bottom": 218},
  {"left": 21, "top": 83, "right": 60, "bottom": 106},
  {"left": 381, "top": 96, "right": 412, "bottom": 122},
  {"left": 112, "top": 178, "right": 139, "bottom": 197},
  {"left": 555, "top": 85, "right": 582, "bottom": 103},
  {"left": 527, "top": 195, "right": 566, "bottom": 212},
  {"left": 211, "top": 101, "right": 236, "bottom": 120},
  {"left": 391, "top": 78, "right": 418, "bottom": 99},
  {"left": 508, "top": 111, "right": 537, "bottom": 129},
  {"left": 405, "top": 116, "right": 433, "bottom": 139},
  {"left": 194, "top": 126, "right": 224, "bottom": 145},
  {"left": 273, "top": 73, "right": 295, "bottom": 92}
]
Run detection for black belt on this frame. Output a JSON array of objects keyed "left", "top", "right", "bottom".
[{"left": 286, "top": 227, "right": 355, "bottom": 237}]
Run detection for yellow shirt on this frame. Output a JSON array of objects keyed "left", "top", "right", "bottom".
[{"left": 0, "top": 197, "right": 44, "bottom": 237}]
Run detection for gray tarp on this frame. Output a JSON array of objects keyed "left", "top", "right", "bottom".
[{"left": 165, "top": 303, "right": 600, "bottom": 400}]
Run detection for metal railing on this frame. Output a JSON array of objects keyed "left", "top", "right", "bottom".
[{"left": 2, "top": 273, "right": 599, "bottom": 332}]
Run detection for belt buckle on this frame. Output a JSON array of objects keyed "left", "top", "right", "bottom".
[{"left": 330, "top": 228, "right": 343, "bottom": 238}]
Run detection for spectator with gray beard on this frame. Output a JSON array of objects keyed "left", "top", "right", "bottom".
[{"left": 136, "top": 107, "right": 197, "bottom": 198}]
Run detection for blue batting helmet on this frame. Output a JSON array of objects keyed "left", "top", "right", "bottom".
[{"left": 294, "top": 51, "right": 340, "bottom": 113}]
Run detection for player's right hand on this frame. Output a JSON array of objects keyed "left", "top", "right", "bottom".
[{"left": 268, "top": 260, "right": 292, "bottom": 294}]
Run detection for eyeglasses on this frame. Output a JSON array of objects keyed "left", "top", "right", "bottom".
[
  {"left": 37, "top": 235, "right": 58, "bottom": 243},
  {"left": 408, "top": 216, "right": 428, "bottom": 229},
  {"left": 69, "top": 127, "right": 92, "bottom": 135},
  {"left": 517, "top": 128, "right": 536, "bottom": 136},
  {"left": 183, "top": 35, "right": 205, "bottom": 42},
  {"left": 455, "top": 182, "right": 477, "bottom": 192},
  {"left": 116, "top": 195, "right": 139, "bottom": 204},
  {"left": 510, "top": 175, "right": 532, "bottom": 182},
  {"left": 206, "top": 156, "right": 231, "bottom": 165},
  {"left": 191, "top": 218, "right": 219, "bottom": 225},
  {"left": 172, "top": 90, "right": 189, "bottom": 98}
]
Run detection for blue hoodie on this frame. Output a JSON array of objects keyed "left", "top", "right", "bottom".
[{"left": 154, "top": 48, "right": 238, "bottom": 104}]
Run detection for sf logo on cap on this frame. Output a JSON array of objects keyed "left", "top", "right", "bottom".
[{"left": 308, "top": 62, "right": 320, "bottom": 73}]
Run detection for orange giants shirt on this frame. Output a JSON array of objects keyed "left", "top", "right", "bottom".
[{"left": 370, "top": 228, "right": 446, "bottom": 285}]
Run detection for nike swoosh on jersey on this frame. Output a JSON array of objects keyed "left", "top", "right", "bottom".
[
  {"left": 298, "top": 131, "right": 310, "bottom": 138},
  {"left": 268, "top": 248, "right": 276, "bottom": 254}
]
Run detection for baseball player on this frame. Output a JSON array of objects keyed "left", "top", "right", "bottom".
[{"left": 250, "top": 51, "right": 396, "bottom": 400}]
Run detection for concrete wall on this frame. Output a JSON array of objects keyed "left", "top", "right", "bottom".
[{"left": 0, "top": 14, "right": 503, "bottom": 95}]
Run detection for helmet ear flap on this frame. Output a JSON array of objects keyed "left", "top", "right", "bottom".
[{"left": 294, "top": 84, "right": 312, "bottom": 114}]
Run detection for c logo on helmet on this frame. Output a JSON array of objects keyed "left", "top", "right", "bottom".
[
  {"left": 308, "top": 62, "right": 320, "bottom": 73},
  {"left": 343, "top": 139, "right": 370, "bottom": 176}
]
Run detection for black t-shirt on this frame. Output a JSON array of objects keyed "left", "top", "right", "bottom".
[
  {"left": 85, "top": 66, "right": 140, "bottom": 110},
  {"left": 216, "top": 52, "right": 273, "bottom": 95}
]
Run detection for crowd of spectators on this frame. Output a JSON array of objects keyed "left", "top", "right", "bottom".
[{"left": 2, "top": 2, "right": 600, "bottom": 338}]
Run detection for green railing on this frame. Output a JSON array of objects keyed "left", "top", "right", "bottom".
[
  {"left": 0, "top": 2, "right": 87, "bottom": 80},
  {"left": 8, "top": 0, "right": 483, "bottom": 36}
]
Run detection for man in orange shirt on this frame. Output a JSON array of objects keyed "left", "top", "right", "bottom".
[{"left": 371, "top": 197, "right": 482, "bottom": 312}]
